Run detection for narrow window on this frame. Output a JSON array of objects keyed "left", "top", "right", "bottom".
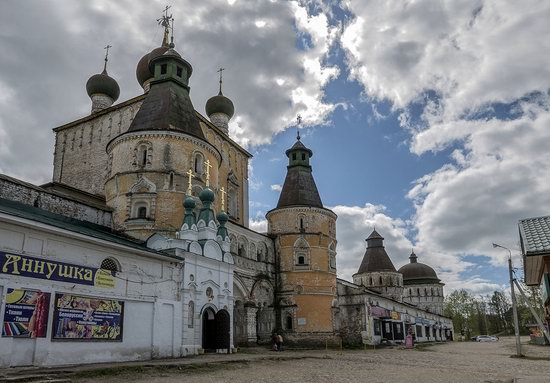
[
  {"left": 137, "top": 206, "right": 147, "bottom": 219},
  {"left": 161, "top": 63, "right": 167, "bottom": 74},
  {"left": 379, "top": 276, "right": 383, "bottom": 285},
  {"left": 286, "top": 315, "right": 293, "bottom": 330},
  {"left": 177, "top": 66, "right": 183, "bottom": 77},
  {"left": 301, "top": 153, "right": 306, "bottom": 160},
  {"left": 188, "top": 301, "right": 194, "bottom": 328},
  {"left": 169, "top": 172, "right": 174, "bottom": 189},
  {"left": 298, "top": 255, "right": 305, "bottom": 265},
  {"left": 300, "top": 218, "right": 304, "bottom": 230},
  {"left": 292, "top": 153, "right": 296, "bottom": 160},
  {"left": 141, "top": 148, "right": 148, "bottom": 166}
]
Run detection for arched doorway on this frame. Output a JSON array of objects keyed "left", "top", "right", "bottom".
[
  {"left": 202, "top": 307, "right": 216, "bottom": 351},
  {"left": 215, "top": 309, "right": 231, "bottom": 352}
]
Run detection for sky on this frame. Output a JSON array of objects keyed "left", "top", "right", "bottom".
[{"left": 1, "top": 0, "right": 550, "bottom": 296}]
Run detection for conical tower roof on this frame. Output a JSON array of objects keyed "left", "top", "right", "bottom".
[
  {"left": 276, "top": 136, "right": 322, "bottom": 208},
  {"left": 356, "top": 229, "right": 397, "bottom": 274}
]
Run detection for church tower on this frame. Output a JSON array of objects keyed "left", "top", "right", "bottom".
[
  {"left": 353, "top": 229, "right": 404, "bottom": 302},
  {"left": 104, "top": 17, "right": 221, "bottom": 240},
  {"left": 266, "top": 132, "right": 338, "bottom": 345}
]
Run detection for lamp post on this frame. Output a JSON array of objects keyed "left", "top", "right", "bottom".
[{"left": 492, "top": 243, "right": 523, "bottom": 357}]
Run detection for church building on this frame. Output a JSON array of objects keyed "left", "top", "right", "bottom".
[{"left": 0, "top": 14, "right": 452, "bottom": 367}]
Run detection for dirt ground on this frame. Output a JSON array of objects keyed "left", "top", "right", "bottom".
[{"left": 73, "top": 337, "right": 550, "bottom": 383}]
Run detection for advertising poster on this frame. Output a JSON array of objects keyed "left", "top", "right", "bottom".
[
  {"left": 1, "top": 251, "right": 116, "bottom": 289},
  {"left": 52, "top": 293, "right": 123, "bottom": 341},
  {"left": 2, "top": 288, "right": 50, "bottom": 338}
]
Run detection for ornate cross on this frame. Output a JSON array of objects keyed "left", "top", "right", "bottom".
[
  {"left": 220, "top": 187, "right": 227, "bottom": 211},
  {"left": 217, "top": 67, "right": 225, "bottom": 93},
  {"left": 185, "top": 168, "right": 194, "bottom": 195},
  {"left": 204, "top": 159, "right": 213, "bottom": 187},
  {"left": 296, "top": 114, "right": 302, "bottom": 140},
  {"left": 103, "top": 44, "right": 112, "bottom": 71},
  {"left": 157, "top": 5, "right": 173, "bottom": 45}
]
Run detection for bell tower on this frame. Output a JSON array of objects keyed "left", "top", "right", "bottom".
[{"left": 266, "top": 128, "right": 338, "bottom": 345}]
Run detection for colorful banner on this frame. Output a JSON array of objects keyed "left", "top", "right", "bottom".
[
  {"left": 2, "top": 288, "right": 50, "bottom": 338},
  {"left": 0, "top": 251, "right": 115, "bottom": 289},
  {"left": 52, "top": 293, "right": 123, "bottom": 341}
]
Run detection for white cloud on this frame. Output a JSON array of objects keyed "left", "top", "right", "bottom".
[
  {"left": 249, "top": 217, "right": 268, "bottom": 233},
  {"left": 270, "top": 184, "right": 282, "bottom": 192},
  {"left": 341, "top": 1, "right": 550, "bottom": 288},
  {"left": 330, "top": 203, "right": 413, "bottom": 282},
  {"left": 0, "top": 0, "right": 339, "bottom": 182}
]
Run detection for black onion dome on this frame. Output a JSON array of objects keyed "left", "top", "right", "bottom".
[
  {"left": 205, "top": 92, "right": 235, "bottom": 118},
  {"left": 86, "top": 70, "right": 120, "bottom": 101},
  {"left": 136, "top": 46, "right": 170, "bottom": 87},
  {"left": 398, "top": 252, "right": 440, "bottom": 284}
]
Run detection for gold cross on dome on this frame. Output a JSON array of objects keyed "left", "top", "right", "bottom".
[
  {"left": 185, "top": 168, "right": 194, "bottom": 195},
  {"left": 204, "top": 159, "right": 213, "bottom": 187},
  {"left": 220, "top": 187, "right": 226, "bottom": 211}
]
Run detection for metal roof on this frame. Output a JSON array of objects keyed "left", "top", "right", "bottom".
[{"left": 519, "top": 215, "right": 550, "bottom": 255}]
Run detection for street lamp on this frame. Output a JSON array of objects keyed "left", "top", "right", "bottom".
[{"left": 492, "top": 243, "right": 523, "bottom": 357}]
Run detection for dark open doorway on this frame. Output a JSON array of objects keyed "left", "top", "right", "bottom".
[
  {"left": 215, "top": 309, "right": 231, "bottom": 351},
  {"left": 202, "top": 307, "right": 216, "bottom": 351}
]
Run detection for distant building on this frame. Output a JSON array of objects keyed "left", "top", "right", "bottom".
[
  {"left": 0, "top": 14, "right": 452, "bottom": 367},
  {"left": 518, "top": 216, "right": 550, "bottom": 333}
]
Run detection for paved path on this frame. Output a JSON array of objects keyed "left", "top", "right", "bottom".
[{"left": 2, "top": 337, "right": 549, "bottom": 383}]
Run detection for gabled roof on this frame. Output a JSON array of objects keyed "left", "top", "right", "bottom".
[{"left": 519, "top": 215, "right": 550, "bottom": 255}]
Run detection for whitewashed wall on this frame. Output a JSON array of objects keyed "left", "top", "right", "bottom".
[{"left": 0, "top": 215, "right": 182, "bottom": 367}]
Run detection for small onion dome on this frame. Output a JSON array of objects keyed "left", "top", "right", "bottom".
[
  {"left": 86, "top": 70, "right": 120, "bottom": 101},
  {"left": 217, "top": 210, "right": 229, "bottom": 224},
  {"left": 183, "top": 195, "right": 196, "bottom": 209},
  {"left": 136, "top": 46, "right": 169, "bottom": 87},
  {"left": 398, "top": 252, "right": 440, "bottom": 283},
  {"left": 199, "top": 187, "right": 215, "bottom": 203},
  {"left": 205, "top": 91, "right": 235, "bottom": 119}
]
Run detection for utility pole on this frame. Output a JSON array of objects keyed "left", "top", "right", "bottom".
[
  {"left": 493, "top": 243, "right": 523, "bottom": 357},
  {"left": 508, "top": 255, "right": 523, "bottom": 357}
]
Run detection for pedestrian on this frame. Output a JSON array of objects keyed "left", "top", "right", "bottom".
[
  {"left": 271, "top": 333, "right": 278, "bottom": 351},
  {"left": 276, "top": 333, "right": 283, "bottom": 351}
]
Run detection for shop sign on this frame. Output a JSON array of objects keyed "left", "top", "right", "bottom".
[
  {"left": 391, "top": 311, "right": 401, "bottom": 320},
  {"left": 52, "top": 293, "right": 123, "bottom": 341},
  {"left": 2, "top": 288, "right": 50, "bottom": 338},
  {"left": 1, "top": 251, "right": 115, "bottom": 289},
  {"left": 370, "top": 306, "right": 390, "bottom": 318}
]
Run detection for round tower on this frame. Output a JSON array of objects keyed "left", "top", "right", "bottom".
[
  {"left": 105, "top": 29, "right": 221, "bottom": 240},
  {"left": 266, "top": 133, "right": 338, "bottom": 345},
  {"left": 86, "top": 45, "right": 120, "bottom": 114},
  {"left": 353, "top": 230, "right": 404, "bottom": 302},
  {"left": 398, "top": 250, "right": 445, "bottom": 315},
  {"left": 205, "top": 68, "right": 234, "bottom": 135}
]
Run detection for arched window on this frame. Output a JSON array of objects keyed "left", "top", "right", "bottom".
[
  {"left": 188, "top": 301, "right": 194, "bottom": 328},
  {"left": 294, "top": 237, "right": 310, "bottom": 268},
  {"left": 300, "top": 218, "right": 304, "bottom": 230},
  {"left": 194, "top": 152, "right": 204, "bottom": 174},
  {"left": 369, "top": 277, "right": 373, "bottom": 285},
  {"left": 286, "top": 315, "right": 293, "bottom": 330},
  {"left": 134, "top": 141, "right": 152, "bottom": 169},
  {"left": 379, "top": 276, "right": 383, "bottom": 285},
  {"left": 137, "top": 206, "right": 147, "bottom": 219},
  {"left": 417, "top": 288, "right": 420, "bottom": 295},
  {"left": 100, "top": 257, "right": 120, "bottom": 273},
  {"left": 228, "top": 188, "right": 238, "bottom": 218}
]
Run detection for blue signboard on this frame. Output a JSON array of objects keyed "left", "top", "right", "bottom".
[{"left": 0, "top": 251, "right": 115, "bottom": 288}]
